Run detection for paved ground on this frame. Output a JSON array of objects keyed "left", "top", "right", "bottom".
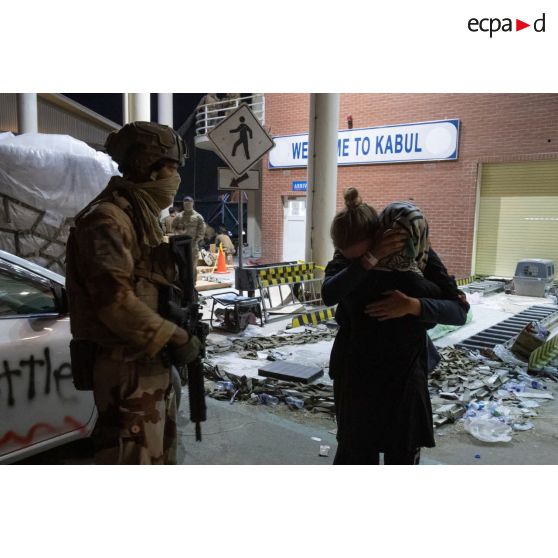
[
  {"left": 184, "top": 383, "right": 558, "bottom": 465},
  {"left": 19, "top": 288, "right": 558, "bottom": 465},
  {"left": 178, "top": 398, "right": 337, "bottom": 465},
  {"left": 21, "top": 377, "right": 558, "bottom": 465}
]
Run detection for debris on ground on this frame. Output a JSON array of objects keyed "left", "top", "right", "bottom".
[
  {"left": 430, "top": 347, "right": 556, "bottom": 439},
  {"left": 206, "top": 327, "right": 336, "bottom": 358},
  {"left": 202, "top": 326, "right": 556, "bottom": 442},
  {"left": 258, "top": 360, "right": 324, "bottom": 383},
  {"left": 267, "top": 349, "right": 289, "bottom": 361},
  {"left": 203, "top": 362, "right": 336, "bottom": 416},
  {"left": 319, "top": 445, "right": 331, "bottom": 457}
]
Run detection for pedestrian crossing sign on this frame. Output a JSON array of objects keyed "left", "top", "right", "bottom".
[{"left": 208, "top": 104, "right": 274, "bottom": 177}]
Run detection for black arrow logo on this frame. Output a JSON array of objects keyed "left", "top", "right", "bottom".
[{"left": 229, "top": 173, "right": 250, "bottom": 188}]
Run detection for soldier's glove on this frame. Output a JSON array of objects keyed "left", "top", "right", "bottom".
[{"left": 169, "top": 335, "right": 202, "bottom": 366}]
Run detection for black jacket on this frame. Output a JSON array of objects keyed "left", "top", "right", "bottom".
[{"left": 322, "top": 248, "right": 468, "bottom": 452}]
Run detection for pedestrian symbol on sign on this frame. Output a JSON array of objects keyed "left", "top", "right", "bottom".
[
  {"left": 230, "top": 117, "right": 253, "bottom": 159},
  {"left": 208, "top": 104, "right": 275, "bottom": 177}
]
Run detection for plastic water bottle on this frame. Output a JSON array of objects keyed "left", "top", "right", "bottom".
[
  {"left": 215, "top": 381, "right": 234, "bottom": 392},
  {"left": 285, "top": 395, "right": 304, "bottom": 409},
  {"left": 531, "top": 380, "right": 545, "bottom": 390},
  {"left": 259, "top": 393, "right": 279, "bottom": 405}
]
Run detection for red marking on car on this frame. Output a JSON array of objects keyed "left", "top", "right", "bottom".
[
  {"left": 0, "top": 423, "right": 58, "bottom": 447},
  {"left": 63, "top": 416, "right": 88, "bottom": 433},
  {"left": 0, "top": 416, "right": 88, "bottom": 447}
]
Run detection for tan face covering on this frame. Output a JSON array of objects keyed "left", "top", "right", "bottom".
[
  {"left": 86, "top": 175, "right": 181, "bottom": 246},
  {"left": 139, "top": 175, "right": 181, "bottom": 211}
]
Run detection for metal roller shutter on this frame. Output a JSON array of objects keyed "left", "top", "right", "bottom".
[{"left": 476, "top": 161, "right": 558, "bottom": 277}]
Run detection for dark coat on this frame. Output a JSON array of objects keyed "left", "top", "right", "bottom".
[{"left": 322, "top": 248, "right": 468, "bottom": 454}]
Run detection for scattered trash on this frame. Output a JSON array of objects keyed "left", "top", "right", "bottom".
[
  {"left": 215, "top": 381, "right": 235, "bottom": 392},
  {"left": 203, "top": 362, "right": 336, "bottom": 416},
  {"left": 311, "top": 437, "right": 322, "bottom": 442},
  {"left": 530, "top": 380, "right": 546, "bottom": 390},
  {"left": 205, "top": 337, "right": 234, "bottom": 353},
  {"left": 241, "top": 324, "right": 266, "bottom": 338},
  {"left": 492, "top": 344, "right": 528, "bottom": 367},
  {"left": 259, "top": 393, "right": 279, "bottom": 406},
  {"left": 439, "top": 392, "right": 460, "bottom": 400},
  {"left": 238, "top": 349, "right": 259, "bottom": 360},
  {"left": 467, "top": 292, "right": 483, "bottom": 305},
  {"left": 267, "top": 349, "right": 289, "bottom": 361},
  {"left": 519, "top": 400, "right": 540, "bottom": 409},
  {"left": 464, "top": 417, "right": 512, "bottom": 443},
  {"left": 503, "top": 381, "right": 525, "bottom": 393},
  {"left": 511, "top": 322, "right": 550, "bottom": 359},
  {"left": 285, "top": 395, "right": 305, "bottom": 409},
  {"left": 319, "top": 445, "right": 331, "bottom": 457},
  {"left": 430, "top": 347, "right": 554, "bottom": 436},
  {"left": 207, "top": 328, "right": 337, "bottom": 357},
  {"left": 259, "top": 360, "right": 324, "bottom": 383},
  {"left": 202, "top": 333, "right": 555, "bottom": 441},
  {"left": 515, "top": 391, "right": 554, "bottom": 400},
  {"left": 513, "top": 421, "right": 534, "bottom": 431}
]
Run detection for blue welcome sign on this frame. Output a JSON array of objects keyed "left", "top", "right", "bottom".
[{"left": 269, "top": 119, "right": 460, "bottom": 168}]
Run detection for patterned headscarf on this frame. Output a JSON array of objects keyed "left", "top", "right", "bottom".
[{"left": 377, "top": 201, "right": 430, "bottom": 274}]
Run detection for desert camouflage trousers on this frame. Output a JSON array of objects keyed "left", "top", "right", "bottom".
[{"left": 92, "top": 352, "right": 177, "bottom": 465}]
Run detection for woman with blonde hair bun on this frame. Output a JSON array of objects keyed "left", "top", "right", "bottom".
[{"left": 323, "top": 187, "right": 469, "bottom": 465}]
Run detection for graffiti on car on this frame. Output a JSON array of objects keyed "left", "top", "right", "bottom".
[
  {"left": 0, "top": 415, "right": 88, "bottom": 447},
  {"left": 0, "top": 346, "right": 73, "bottom": 407}
]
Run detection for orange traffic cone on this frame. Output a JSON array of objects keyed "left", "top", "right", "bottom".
[{"left": 214, "top": 243, "right": 228, "bottom": 274}]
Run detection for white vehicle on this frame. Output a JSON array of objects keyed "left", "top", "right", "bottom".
[{"left": 0, "top": 249, "right": 96, "bottom": 463}]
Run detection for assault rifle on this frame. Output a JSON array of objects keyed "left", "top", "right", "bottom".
[{"left": 159, "top": 234, "right": 208, "bottom": 441}]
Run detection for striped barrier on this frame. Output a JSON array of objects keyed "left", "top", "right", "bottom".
[
  {"left": 528, "top": 334, "right": 558, "bottom": 371},
  {"left": 258, "top": 263, "right": 315, "bottom": 281},
  {"left": 456, "top": 276, "right": 478, "bottom": 287},
  {"left": 298, "top": 260, "right": 325, "bottom": 272},
  {"left": 290, "top": 306, "right": 337, "bottom": 328},
  {"left": 256, "top": 262, "right": 323, "bottom": 322},
  {"left": 259, "top": 273, "right": 315, "bottom": 288}
]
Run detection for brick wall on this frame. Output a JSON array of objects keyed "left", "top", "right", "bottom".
[{"left": 261, "top": 93, "right": 558, "bottom": 277}]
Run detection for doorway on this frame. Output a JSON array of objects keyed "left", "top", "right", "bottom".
[{"left": 282, "top": 197, "right": 306, "bottom": 262}]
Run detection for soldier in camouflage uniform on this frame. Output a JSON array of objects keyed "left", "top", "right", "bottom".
[
  {"left": 172, "top": 196, "right": 205, "bottom": 279},
  {"left": 66, "top": 122, "right": 201, "bottom": 465},
  {"left": 161, "top": 206, "right": 177, "bottom": 235}
]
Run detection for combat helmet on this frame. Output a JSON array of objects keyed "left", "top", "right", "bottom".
[{"left": 105, "top": 121, "right": 188, "bottom": 177}]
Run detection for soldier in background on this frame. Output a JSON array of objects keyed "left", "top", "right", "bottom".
[
  {"left": 215, "top": 225, "right": 235, "bottom": 263},
  {"left": 202, "top": 223, "right": 216, "bottom": 250},
  {"left": 173, "top": 196, "right": 205, "bottom": 279},
  {"left": 161, "top": 206, "right": 177, "bottom": 235},
  {"left": 66, "top": 122, "right": 201, "bottom": 465}
]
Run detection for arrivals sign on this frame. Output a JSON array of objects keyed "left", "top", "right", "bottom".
[
  {"left": 268, "top": 119, "right": 460, "bottom": 168},
  {"left": 292, "top": 181, "right": 307, "bottom": 191}
]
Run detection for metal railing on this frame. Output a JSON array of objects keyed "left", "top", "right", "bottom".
[{"left": 195, "top": 94, "right": 265, "bottom": 137}]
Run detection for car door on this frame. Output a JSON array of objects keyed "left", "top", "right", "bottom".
[{"left": 0, "top": 259, "right": 95, "bottom": 460}]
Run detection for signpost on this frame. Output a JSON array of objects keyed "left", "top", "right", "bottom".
[
  {"left": 218, "top": 168, "right": 260, "bottom": 191},
  {"left": 209, "top": 104, "right": 273, "bottom": 272}
]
